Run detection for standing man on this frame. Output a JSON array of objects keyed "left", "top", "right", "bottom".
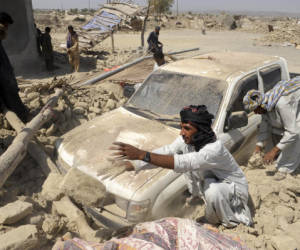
[
  {"left": 41, "top": 27, "right": 54, "bottom": 71},
  {"left": 0, "top": 12, "right": 28, "bottom": 122},
  {"left": 34, "top": 23, "right": 42, "bottom": 57},
  {"left": 243, "top": 77, "right": 300, "bottom": 180},
  {"left": 111, "top": 105, "right": 252, "bottom": 228},
  {"left": 66, "top": 25, "right": 79, "bottom": 72},
  {"left": 147, "top": 26, "right": 163, "bottom": 54}
]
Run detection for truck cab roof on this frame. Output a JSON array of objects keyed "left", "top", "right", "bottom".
[{"left": 162, "top": 51, "right": 279, "bottom": 81}]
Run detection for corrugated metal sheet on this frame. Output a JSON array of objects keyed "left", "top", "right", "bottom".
[
  {"left": 82, "top": 11, "right": 121, "bottom": 31},
  {"left": 79, "top": 3, "right": 145, "bottom": 50}
]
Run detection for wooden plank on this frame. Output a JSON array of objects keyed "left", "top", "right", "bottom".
[{"left": 0, "top": 89, "right": 63, "bottom": 188}]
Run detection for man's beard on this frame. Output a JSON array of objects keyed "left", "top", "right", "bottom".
[{"left": 182, "top": 131, "right": 216, "bottom": 151}]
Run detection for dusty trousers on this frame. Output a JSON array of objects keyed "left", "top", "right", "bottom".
[
  {"left": 203, "top": 178, "right": 252, "bottom": 228},
  {"left": 68, "top": 51, "right": 80, "bottom": 72}
]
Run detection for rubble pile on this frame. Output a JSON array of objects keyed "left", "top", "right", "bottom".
[
  {"left": 260, "top": 20, "right": 300, "bottom": 46},
  {"left": 147, "top": 13, "right": 269, "bottom": 31},
  {"left": 35, "top": 11, "right": 81, "bottom": 34},
  {"left": 148, "top": 13, "right": 300, "bottom": 49},
  {"left": 0, "top": 162, "right": 113, "bottom": 249},
  {"left": 17, "top": 77, "right": 126, "bottom": 140},
  {"left": 0, "top": 77, "right": 127, "bottom": 249},
  {"left": 238, "top": 16, "right": 271, "bottom": 33}
]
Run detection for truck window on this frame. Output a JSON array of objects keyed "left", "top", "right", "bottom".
[
  {"left": 224, "top": 74, "right": 258, "bottom": 132},
  {"left": 230, "top": 74, "right": 259, "bottom": 113},
  {"left": 260, "top": 66, "right": 282, "bottom": 92}
]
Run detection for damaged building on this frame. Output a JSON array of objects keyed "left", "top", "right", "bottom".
[{"left": 1, "top": 0, "right": 38, "bottom": 71}]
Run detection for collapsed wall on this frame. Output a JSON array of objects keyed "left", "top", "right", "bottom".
[{"left": 1, "top": 0, "right": 38, "bottom": 72}]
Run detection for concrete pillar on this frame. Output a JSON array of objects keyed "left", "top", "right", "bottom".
[{"left": 1, "top": 0, "right": 39, "bottom": 73}]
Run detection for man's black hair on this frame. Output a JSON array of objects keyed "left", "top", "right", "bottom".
[
  {"left": 45, "top": 27, "right": 51, "bottom": 33},
  {"left": 68, "top": 25, "right": 74, "bottom": 31},
  {"left": 0, "top": 12, "right": 14, "bottom": 25}
]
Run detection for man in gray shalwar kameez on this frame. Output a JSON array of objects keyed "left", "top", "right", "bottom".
[
  {"left": 111, "top": 105, "right": 252, "bottom": 228},
  {"left": 243, "top": 77, "right": 300, "bottom": 180}
]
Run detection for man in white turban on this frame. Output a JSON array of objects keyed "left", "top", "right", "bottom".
[{"left": 243, "top": 77, "right": 300, "bottom": 180}]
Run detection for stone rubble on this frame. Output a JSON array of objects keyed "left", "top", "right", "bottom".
[
  {"left": 59, "top": 168, "right": 106, "bottom": 207},
  {"left": 0, "top": 200, "right": 33, "bottom": 225},
  {"left": 41, "top": 173, "right": 64, "bottom": 201},
  {"left": 0, "top": 75, "right": 128, "bottom": 248},
  {"left": 0, "top": 225, "right": 39, "bottom": 250}
]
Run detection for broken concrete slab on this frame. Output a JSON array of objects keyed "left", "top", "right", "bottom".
[
  {"left": 41, "top": 172, "right": 64, "bottom": 201},
  {"left": 53, "top": 196, "right": 102, "bottom": 242},
  {"left": 28, "top": 214, "right": 44, "bottom": 226},
  {"left": 59, "top": 168, "right": 106, "bottom": 207},
  {"left": 0, "top": 225, "right": 38, "bottom": 250},
  {"left": 0, "top": 200, "right": 33, "bottom": 225}
]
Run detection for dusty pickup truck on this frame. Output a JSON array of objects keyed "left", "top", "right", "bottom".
[{"left": 56, "top": 52, "right": 289, "bottom": 228}]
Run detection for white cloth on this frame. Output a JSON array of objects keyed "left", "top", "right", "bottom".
[
  {"left": 133, "top": 137, "right": 252, "bottom": 227},
  {"left": 257, "top": 88, "right": 300, "bottom": 173}
]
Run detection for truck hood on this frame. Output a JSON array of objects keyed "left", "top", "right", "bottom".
[{"left": 57, "top": 107, "right": 179, "bottom": 200}]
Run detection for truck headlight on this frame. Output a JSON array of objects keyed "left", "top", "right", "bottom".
[{"left": 126, "top": 199, "right": 151, "bottom": 223}]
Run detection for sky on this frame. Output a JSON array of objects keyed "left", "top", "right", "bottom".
[{"left": 32, "top": 0, "right": 300, "bottom": 14}]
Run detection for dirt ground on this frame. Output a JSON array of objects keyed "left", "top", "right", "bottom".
[
  {"left": 102, "top": 29, "right": 300, "bottom": 74},
  {"left": 1, "top": 13, "right": 300, "bottom": 249}
]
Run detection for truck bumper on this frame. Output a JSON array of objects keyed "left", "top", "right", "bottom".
[{"left": 85, "top": 205, "right": 133, "bottom": 230}]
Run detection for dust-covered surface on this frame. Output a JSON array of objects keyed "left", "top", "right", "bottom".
[{"left": 1, "top": 9, "right": 300, "bottom": 250}]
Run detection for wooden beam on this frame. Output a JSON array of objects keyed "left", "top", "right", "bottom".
[
  {"left": 0, "top": 89, "right": 63, "bottom": 188},
  {"left": 76, "top": 48, "right": 200, "bottom": 87},
  {"left": 4, "top": 110, "right": 61, "bottom": 175}
]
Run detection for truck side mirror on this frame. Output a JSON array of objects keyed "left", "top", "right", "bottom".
[{"left": 227, "top": 111, "right": 248, "bottom": 130}]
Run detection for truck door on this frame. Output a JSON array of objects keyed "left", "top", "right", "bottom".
[
  {"left": 219, "top": 73, "right": 261, "bottom": 164},
  {"left": 259, "top": 65, "right": 282, "bottom": 92}
]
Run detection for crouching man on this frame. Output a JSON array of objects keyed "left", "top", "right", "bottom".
[
  {"left": 243, "top": 77, "right": 300, "bottom": 180},
  {"left": 111, "top": 105, "right": 252, "bottom": 228}
]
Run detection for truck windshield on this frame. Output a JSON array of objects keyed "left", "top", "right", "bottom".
[{"left": 127, "top": 69, "right": 227, "bottom": 118}]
